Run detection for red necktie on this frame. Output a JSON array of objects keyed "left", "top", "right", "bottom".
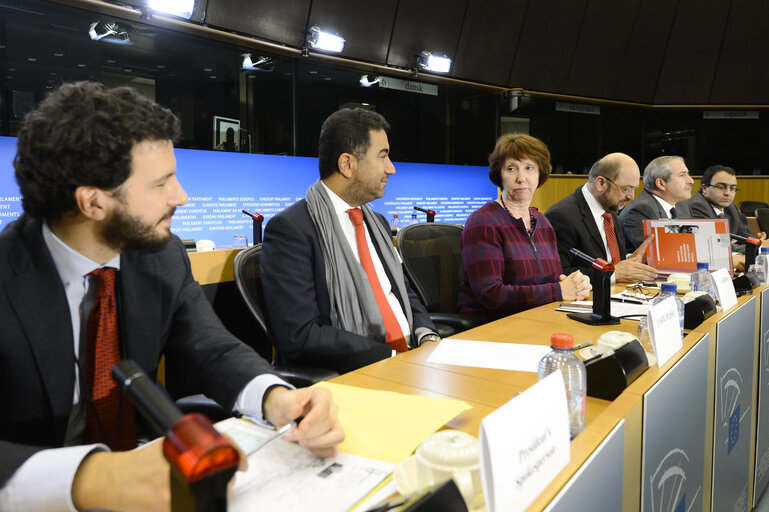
[
  {"left": 602, "top": 212, "right": 621, "bottom": 263},
  {"left": 346, "top": 208, "right": 408, "bottom": 352},
  {"left": 82, "top": 267, "right": 137, "bottom": 450}
]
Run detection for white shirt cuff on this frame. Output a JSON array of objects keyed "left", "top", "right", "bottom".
[
  {"left": 0, "top": 444, "right": 107, "bottom": 512},
  {"left": 233, "top": 373, "right": 293, "bottom": 426}
]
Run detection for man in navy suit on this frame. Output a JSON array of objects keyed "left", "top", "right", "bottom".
[
  {"left": 681, "top": 164, "right": 766, "bottom": 271},
  {"left": 546, "top": 153, "right": 658, "bottom": 285},
  {"left": 261, "top": 109, "right": 438, "bottom": 374},
  {"left": 619, "top": 155, "right": 694, "bottom": 252},
  {"left": 0, "top": 82, "right": 342, "bottom": 511}
]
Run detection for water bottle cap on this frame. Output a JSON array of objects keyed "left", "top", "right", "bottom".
[
  {"left": 762, "top": 247, "right": 769, "bottom": 254},
  {"left": 696, "top": 262, "right": 709, "bottom": 270},
  {"left": 660, "top": 282, "right": 677, "bottom": 294},
  {"left": 393, "top": 213, "right": 398, "bottom": 217},
  {"left": 550, "top": 333, "right": 574, "bottom": 349}
]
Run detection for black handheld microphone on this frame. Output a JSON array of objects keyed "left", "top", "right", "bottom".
[
  {"left": 414, "top": 206, "right": 436, "bottom": 222},
  {"left": 112, "top": 360, "right": 183, "bottom": 435},
  {"left": 569, "top": 248, "right": 614, "bottom": 271}
]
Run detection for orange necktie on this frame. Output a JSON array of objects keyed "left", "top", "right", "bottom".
[
  {"left": 82, "top": 267, "right": 137, "bottom": 450},
  {"left": 602, "top": 212, "right": 621, "bottom": 263},
  {"left": 346, "top": 208, "right": 408, "bottom": 352}
]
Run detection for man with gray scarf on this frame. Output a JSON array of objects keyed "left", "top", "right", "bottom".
[{"left": 261, "top": 109, "right": 438, "bottom": 374}]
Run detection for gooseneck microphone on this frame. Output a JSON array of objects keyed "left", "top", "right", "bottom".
[
  {"left": 569, "top": 248, "right": 615, "bottom": 272},
  {"left": 112, "top": 360, "right": 240, "bottom": 512},
  {"left": 413, "top": 206, "right": 436, "bottom": 223},
  {"left": 112, "top": 360, "right": 183, "bottom": 435},
  {"left": 730, "top": 232, "right": 761, "bottom": 246},
  {"left": 567, "top": 248, "right": 619, "bottom": 326},
  {"left": 241, "top": 209, "right": 264, "bottom": 245}
]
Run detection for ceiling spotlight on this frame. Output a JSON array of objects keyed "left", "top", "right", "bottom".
[
  {"left": 417, "top": 51, "right": 451, "bottom": 73},
  {"left": 359, "top": 74, "right": 380, "bottom": 87},
  {"left": 147, "top": 0, "right": 194, "bottom": 18},
  {"left": 305, "top": 26, "right": 345, "bottom": 53},
  {"left": 88, "top": 21, "right": 133, "bottom": 45},
  {"left": 241, "top": 53, "right": 275, "bottom": 71}
]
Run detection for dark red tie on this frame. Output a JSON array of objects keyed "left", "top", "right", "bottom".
[
  {"left": 602, "top": 212, "right": 621, "bottom": 263},
  {"left": 346, "top": 208, "right": 408, "bottom": 352},
  {"left": 82, "top": 267, "right": 137, "bottom": 450}
]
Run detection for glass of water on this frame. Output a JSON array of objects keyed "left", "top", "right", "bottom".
[{"left": 233, "top": 234, "right": 248, "bottom": 249}]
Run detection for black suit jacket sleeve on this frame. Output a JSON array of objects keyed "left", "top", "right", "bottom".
[{"left": 261, "top": 202, "right": 432, "bottom": 374}]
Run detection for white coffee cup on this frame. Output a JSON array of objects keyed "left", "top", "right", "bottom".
[
  {"left": 414, "top": 430, "right": 483, "bottom": 509},
  {"left": 195, "top": 239, "right": 216, "bottom": 252}
]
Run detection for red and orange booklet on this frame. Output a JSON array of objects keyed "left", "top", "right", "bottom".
[{"left": 643, "top": 218, "right": 733, "bottom": 276}]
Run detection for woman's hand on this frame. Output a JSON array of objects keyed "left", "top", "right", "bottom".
[{"left": 559, "top": 271, "right": 592, "bottom": 301}]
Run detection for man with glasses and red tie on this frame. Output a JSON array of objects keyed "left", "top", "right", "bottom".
[
  {"left": 546, "top": 153, "right": 658, "bottom": 286},
  {"left": 261, "top": 108, "right": 438, "bottom": 375},
  {"left": 680, "top": 164, "right": 766, "bottom": 271}
]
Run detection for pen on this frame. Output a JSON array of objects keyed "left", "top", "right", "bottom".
[
  {"left": 611, "top": 297, "right": 644, "bottom": 305},
  {"left": 249, "top": 422, "right": 293, "bottom": 455},
  {"left": 572, "top": 340, "right": 593, "bottom": 351}
]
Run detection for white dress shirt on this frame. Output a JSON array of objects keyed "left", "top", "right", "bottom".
[
  {"left": 652, "top": 194, "right": 676, "bottom": 219},
  {"left": 321, "top": 182, "right": 411, "bottom": 349},
  {"left": 0, "top": 223, "right": 287, "bottom": 512},
  {"left": 581, "top": 185, "right": 618, "bottom": 284}
]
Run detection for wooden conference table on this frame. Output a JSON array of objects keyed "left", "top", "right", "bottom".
[
  {"left": 331, "top": 288, "right": 769, "bottom": 512},
  {"left": 188, "top": 249, "right": 768, "bottom": 511}
]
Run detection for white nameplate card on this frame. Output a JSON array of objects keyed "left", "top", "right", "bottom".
[
  {"left": 647, "top": 295, "right": 682, "bottom": 367},
  {"left": 711, "top": 267, "right": 738, "bottom": 311},
  {"left": 479, "top": 371, "right": 570, "bottom": 512}
]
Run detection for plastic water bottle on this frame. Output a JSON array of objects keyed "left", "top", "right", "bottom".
[
  {"left": 390, "top": 213, "right": 401, "bottom": 235},
  {"left": 410, "top": 212, "right": 418, "bottom": 226},
  {"left": 537, "top": 333, "right": 586, "bottom": 440},
  {"left": 756, "top": 248, "right": 769, "bottom": 284},
  {"left": 690, "top": 262, "right": 715, "bottom": 300},
  {"left": 637, "top": 316, "right": 653, "bottom": 355},
  {"left": 654, "top": 283, "right": 685, "bottom": 338}
]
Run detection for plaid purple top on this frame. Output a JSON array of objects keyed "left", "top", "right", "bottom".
[{"left": 457, "top": 201, "right": 563, "bottom": 322}]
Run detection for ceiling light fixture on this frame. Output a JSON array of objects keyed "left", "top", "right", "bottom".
[
  {"left": 417, "top": 51, "right": 451, "bottom": 73},
  {"left": 241, "top": 53, "right": 275, "bottom": 71},
  {"left": 359, "top": 74, "right": 380, "bottom": 87},
  {"left": 88, "top": 21, "right": 133, "bottom": 45},
  {"left": 147, "top": 0, "right": 194, "bottom": 19},
  {"left": 305, "top": 26, "right": 345, "bottom": 54}
]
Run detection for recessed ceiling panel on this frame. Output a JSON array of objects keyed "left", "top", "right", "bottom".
[
  {"left": 564, "top": 0, "right": 640, "bottom": 99},
  {"left": 612, "top": 0, "right": 676, "bottom": 103},
  {"left": 451, "top": 0, "right": 528, "bottom": 86},
  {"left": 307, "top": 0, "right": 397, "bottom": 64},
  {"left": 653, "top": 0, "right": 731, "bottom": 104},
  {"left": 508, "top": 0, "right": 589, "bottom": 93},
  {"left": 710, "top": 1, "right": 769, "bottom": 104},
  {"left": 204, "top": 0, "right": 311, "bottom": 47},
  {"left": 386, "top": 0, "right": 468, "bottom": 70}
]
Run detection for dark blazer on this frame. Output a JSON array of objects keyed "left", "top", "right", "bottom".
[
  {"left": 0, "top": 215, "right": 273, "bottom": 485},
  {"left": 261, "top": 199, "right": 434, "bottom": 374},
  {"left": 682, "top": 190, "right": 754, "bottom": 253},
  {"left": 618, "top": 189, "right": 673, "bottom": 252},
  {"left": 545, "top": 186, "right": 628, "bottom": 284}
]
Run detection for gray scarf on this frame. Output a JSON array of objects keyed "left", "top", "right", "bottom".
[{"left": 305, "top": 180, "right": 413, "bottom": 343}]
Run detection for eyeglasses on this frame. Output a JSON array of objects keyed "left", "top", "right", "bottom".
[
  {"left": 707, "top": 183, "right": 740, "bottom": 193},
  {"left": 601, "top": 176, "right": 638, "bottom": 196},
  {"left": 626, "top": 284, "right": 660, "bottom": 299}
]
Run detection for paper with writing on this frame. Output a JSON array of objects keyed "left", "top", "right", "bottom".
[
  {"left": 426, "top": 338, "right": 551, "bottom": 372},
  {"left": 711, "top": 267, "right": 738, "bottom": 311}
]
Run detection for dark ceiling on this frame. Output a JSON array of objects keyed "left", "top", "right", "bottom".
[
  {"left": 203, "top": 0, "right": 769, "bottom": 105},
  {"left": 3, "top": 0, "right": 769, "bottom": 105}
]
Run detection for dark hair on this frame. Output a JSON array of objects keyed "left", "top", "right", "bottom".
[
  {"left": 14, "top": 81, "right": 181, "bottom": 221},
  {"left": 701, "top": 164, "right": 735, "bottom": 186},
  {"left": 318, "top": 108, "right": 390, "bottom": 180},
  {"left": 488, "top": 133, "right": 552, "bottom": 188}
]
